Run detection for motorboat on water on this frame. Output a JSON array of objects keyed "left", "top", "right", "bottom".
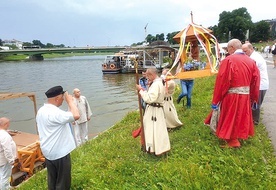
[{"left": 101, "top": 45, "right": 177, "bottom": 74}]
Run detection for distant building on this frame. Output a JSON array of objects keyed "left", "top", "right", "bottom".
[
  {"left": 0, "top": 46, "right": 10, "bottom": 50},
  {"left": 264, "top": 19, "right": 276, "bottom": 39},
  {"left": 3, "top": 39, "right": 23, "bottom": 49}
]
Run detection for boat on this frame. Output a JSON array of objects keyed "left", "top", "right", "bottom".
[
  {"left": 0, "top": 92, "right": 45, "bottom": 187},
  {"left": 101, "top": 54, "right": 124, "bottom": 74},
  {"left": 101, "top": 45, "right": 177, "bottom": 74}
]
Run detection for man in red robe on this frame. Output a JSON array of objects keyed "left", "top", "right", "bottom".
[{"left": 205, "top": 39, "right": 260, "bottom": 148}]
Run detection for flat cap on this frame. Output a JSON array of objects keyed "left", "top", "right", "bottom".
[{"left": 45, "top": 86, "right": 65, "bottom": 98}]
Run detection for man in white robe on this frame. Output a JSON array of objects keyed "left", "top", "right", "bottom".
[
  {"left": 136, "top": 68, "right": 170, "bottom": 155},
  {"left": 161, "top": 69, "right": 183, "bottom": 129},
  {"left": 0, "top": 117, "right": 17, "bottom": 190},
  {"left": 73, "top": 88, "right": 93, "bottom": 146}
]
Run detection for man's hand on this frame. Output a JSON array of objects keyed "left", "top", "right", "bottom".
[
  {"left": 64, "top": 91, "right": 73, "bottom": 103},
  {"left": 211, "top": 104, "right": 219, "bottom": 110},
  {"left": 136, "top": 84, "right": 142, "bottom": 91}
]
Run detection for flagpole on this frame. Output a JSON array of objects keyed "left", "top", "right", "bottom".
[{"left": 134, "top": 60, "right": 146, "bottom": 152}]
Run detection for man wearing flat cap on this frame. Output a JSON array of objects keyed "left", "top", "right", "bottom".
[{"left": 36, "top": 85, "right": 80, "bottom": 190}]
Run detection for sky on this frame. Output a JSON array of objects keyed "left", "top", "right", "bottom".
[{"left": 0, "top": 0, "right": 274, "bottom": 47}]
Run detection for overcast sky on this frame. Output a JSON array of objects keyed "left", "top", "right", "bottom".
[{"left": 1, "top": 0, "right": 274, "bottom": 47}]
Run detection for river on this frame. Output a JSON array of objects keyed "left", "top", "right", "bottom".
[{"left": 0, "top": 55, "right": 139, "bottom": 137}]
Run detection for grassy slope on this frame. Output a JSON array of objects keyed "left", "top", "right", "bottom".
[{"left": 18, "top": 76, "right": 276, "bottom": 190}]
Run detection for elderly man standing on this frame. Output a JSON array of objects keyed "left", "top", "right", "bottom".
[
  {"left": 36, "top": 86, "right": 80, "bottom": 190},
  {"left": 242, "top": 42, "right": 269, "bottom": 125},
  {"left": 72, "top": 88, "right": 92, "bottom": 146},
  {"left": 161, "top": 69, "right": 183, "bottom": 129},
  {"left": 136, "top": 68, "right": 170, "bottom": 155},
  {"left": 0, "top": 117, "right": 17, "bottom": 190},
  {"left": 205, "top": 39, "right": 260, "bottom": 148}
]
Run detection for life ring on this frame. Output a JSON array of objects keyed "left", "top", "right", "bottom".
[
  {"left": 110, "top": 64, "right": 116, "bottom": 69},
  {"left": 103, "top": 64, "right": 107, "bottom": 69}
]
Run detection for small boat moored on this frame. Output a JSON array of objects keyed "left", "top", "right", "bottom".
[
  {"left": 102, "top": 54, "right": 124, "bottom": 74},
  {"left": 101, "top": 45, "right": 177, "bottom": 74}
]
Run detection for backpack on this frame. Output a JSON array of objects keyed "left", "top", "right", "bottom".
[{"left": 272, "top": 46, "right": 276, "bottom": 55}]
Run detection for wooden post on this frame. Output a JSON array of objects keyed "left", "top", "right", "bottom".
[{"left": 134, "top": 60, "right": 146, "bottom": 152}]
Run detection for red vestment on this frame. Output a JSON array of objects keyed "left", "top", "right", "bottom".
[{"left": 205, "top": 52, "right": 260, "bottom": 140}]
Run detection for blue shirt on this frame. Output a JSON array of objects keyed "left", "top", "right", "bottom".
[{"left": 139, "top": 77, "right": 148, "bottom": 90}]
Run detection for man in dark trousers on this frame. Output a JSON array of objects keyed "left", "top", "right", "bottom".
[{"left": 36, "top": 86, "right": 80, "bottom": 190}]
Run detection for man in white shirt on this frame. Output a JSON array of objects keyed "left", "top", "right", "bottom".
[
  {"left": 36, "top": 86, "right": 80, "bottom": 190},
  {"left": 72, "top": 88, "right": 92, "bottom": 146},
  {"left": 0, "top": 117, "right": 17, "bottom": 190},
  {"left": 242, "top": 43, "right": 269, "bottom": 125}
]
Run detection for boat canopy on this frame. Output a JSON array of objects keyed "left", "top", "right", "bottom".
[{"left": 168, "top": 12, "right": 220, "bottom": 79}]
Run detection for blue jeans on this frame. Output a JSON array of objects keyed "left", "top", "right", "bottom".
[{"left": 177, "top": 80, "right": 194, "bottom": 108}]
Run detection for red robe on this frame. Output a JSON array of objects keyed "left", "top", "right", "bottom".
[{"left": 205, "top": 52, "right": 260, "bottom": 140}]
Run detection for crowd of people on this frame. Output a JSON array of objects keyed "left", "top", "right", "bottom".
[{"left": 1, "top": 38, "right": 272, "bottom": 189}]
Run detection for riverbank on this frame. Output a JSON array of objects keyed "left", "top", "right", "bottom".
[{"left": 17, "top": 76, "right": 276, "bottom": 189}]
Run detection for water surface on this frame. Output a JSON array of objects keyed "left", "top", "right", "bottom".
[{"left": 0, "top": 55, "right": 139, "bottom": 136}]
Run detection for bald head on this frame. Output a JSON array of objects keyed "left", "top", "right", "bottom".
[
  {"left": 147, "top": 68, "right": 158, "bottom": 75},
  {"left": 0, "top": 117, "right": 10, "bottom": 130},
  {"left": 242, "top": 43, "right": 254, "bottom": 56},
  {"left": 227, "top": 39, "right": 242, "bottom": 55},
  {"left": 146, "top": 68, "right": 159, "bottom": 84},
  {"left": 73, "top": 88, "right": 81, "bottom": 98}
]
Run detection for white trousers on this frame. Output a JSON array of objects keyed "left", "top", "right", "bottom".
[
  {"left": 74, "top": 122, "right": 88, "bottom": 146},
  {"left": 0, "top": 163, "right": 12, "bottom": 190}
]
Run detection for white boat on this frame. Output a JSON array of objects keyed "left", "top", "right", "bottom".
[{"left": 101, "top": 45, "right": 176, "bottom": 74}]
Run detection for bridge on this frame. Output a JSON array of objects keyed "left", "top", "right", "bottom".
[
  {"left": 0, "top": 46, "right": 128, "bottom": 60},
  {"left": 0, "top": 45, "right": 180, "bottom": 61}
]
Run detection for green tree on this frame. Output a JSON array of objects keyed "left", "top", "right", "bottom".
[
  {"left": 32, "top": 40, "right": 45, "bottom": 48},
  {"left": 155, "top": 33, "right": 164, "bottom": 41},
  {"left": 250, "top": 21, "right": 270, "bottom": 42},
  {"left": 216, "top": 7, "right": 253, "bottom": 42},
  {"left": 166, "top": 31, "right": 179, "bottom": 44},
  {"left": 146, "top": 34, "right": 156, "bottom": 44},
  {"left": 22, "top": 42, "right": 33, "bottom": 47},
  {"left": 55, "top": 44, "right": 65, "bottom": 48},
  {"left": 45, "top": 43, "right": 54, "bottom": 48}
]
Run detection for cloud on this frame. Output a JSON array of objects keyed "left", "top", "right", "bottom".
[{"left": 0, "top": 0, "right": 274, "bottom": 47}]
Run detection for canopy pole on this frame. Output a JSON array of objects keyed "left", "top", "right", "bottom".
[{"left": 191, "top": 11, "right": 194, "bottom": 23}]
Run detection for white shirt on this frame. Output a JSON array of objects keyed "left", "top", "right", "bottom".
[
  {"left": 264, "top": 45, "right": 270, "bottom": 53},
  {"left": 36, "top": 103, "right": 76, "bottom": 160},
  {"left": 73, "top": 96, "right": 92, "bottom": 124},
  {"left": 0, "top": 129, "right": 17, "bottom": 166},
  {"left": 250, "top": 51, "right": 269, "bottom": 90}
]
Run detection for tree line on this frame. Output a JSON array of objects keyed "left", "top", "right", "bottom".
[{"left": 132, "top": 7, "right": 273, "bottom": 46}]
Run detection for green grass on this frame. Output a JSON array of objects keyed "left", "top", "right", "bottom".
[{"left": 17, "top": 76, "right": 276, "bottom": 190}]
